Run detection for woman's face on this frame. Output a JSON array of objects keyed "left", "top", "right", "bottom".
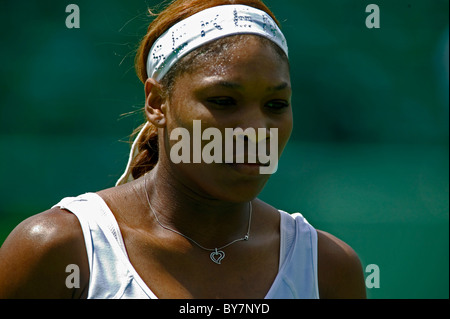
[{"left": 159, "top": 36, "right": 292, "bottom": 203}]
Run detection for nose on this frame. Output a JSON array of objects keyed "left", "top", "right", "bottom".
[{"left": 234, "top": 105, "right": 272, "bottom": 143}]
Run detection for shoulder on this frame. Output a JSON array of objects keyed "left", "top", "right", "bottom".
[
  {"left": 317, "top": 230, "right": 366, "bottom": 299},
  {"left": 0, "top": 207, "right": 89, "bottom": 298}
]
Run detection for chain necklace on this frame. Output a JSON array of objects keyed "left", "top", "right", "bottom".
[{"left": 144, "top": 175, "right": 252, "bottom": 265}]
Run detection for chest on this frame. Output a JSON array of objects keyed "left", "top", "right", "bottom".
[{"left": 121, "top": 227, "right": 280, "bottom": 299}]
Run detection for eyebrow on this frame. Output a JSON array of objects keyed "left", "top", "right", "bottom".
[
  {"left": 214, "top": 81, "right": 291, "bottom": 92},
  {"left": 268, "top": 82, "right": 290, "bottom": 92},
  {"left": 216, "top": 81, "right": 242, "bottom": 90}
]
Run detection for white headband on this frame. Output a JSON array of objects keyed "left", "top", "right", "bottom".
[
  {"left": 116, "top": 4, "right": 288, "bottom": 186},
  {"left": 147, "top": 4, "right": 288, "bottom": 81}
]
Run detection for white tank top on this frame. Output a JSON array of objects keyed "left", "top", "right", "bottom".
[{"left": 54, "top": 193, "right": 319, "bottom": 299}]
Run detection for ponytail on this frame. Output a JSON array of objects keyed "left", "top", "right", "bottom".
[{"left": 129, "top": 122, "right": 159, "bottom": 180}]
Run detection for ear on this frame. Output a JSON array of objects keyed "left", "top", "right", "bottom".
[{"left": 144, "top": 78, "right": 167, "bottom": 128}]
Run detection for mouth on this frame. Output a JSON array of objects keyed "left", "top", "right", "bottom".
[
  {"left": 229, "top": 152, "right": 269, "bottom": 165},
  {"left": 226, "top": 162, "right": 268, "bottom": 176}
]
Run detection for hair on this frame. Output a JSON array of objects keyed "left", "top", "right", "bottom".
[{"left": 129, "top": 0, "right": 286, "bottom": 180}]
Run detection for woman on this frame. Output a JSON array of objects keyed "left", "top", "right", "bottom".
[{"left": 0, "top": 0, "right": 366, "bottom": 299}]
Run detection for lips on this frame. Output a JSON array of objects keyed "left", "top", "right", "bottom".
[
  {"left": 226, "top": 162, "right": 268, "bottom": 176},
  {"left": 229, "top": 151, "right": 269, "bottom": 165},
  {"left": 226, "top": 155, "right": 269, "bottom": 165}
]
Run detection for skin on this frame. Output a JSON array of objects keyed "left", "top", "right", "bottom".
[{"left": 0, "top": 36, "right": 366, "bottom": 299}]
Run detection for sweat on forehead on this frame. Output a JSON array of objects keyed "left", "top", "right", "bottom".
[{"left": 175, "top": 34, "right": 286, "bottom": 75}]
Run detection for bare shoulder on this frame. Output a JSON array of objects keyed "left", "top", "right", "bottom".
[
  {"left": 317, "top": 230, "right": 366, "bottom": 299},
  {"left": 0, "top": 207, "right": 89, "bottom": 298}
]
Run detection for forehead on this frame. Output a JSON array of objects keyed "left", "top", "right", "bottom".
[{"left": 176, "top": 35, "right": 290, "bottom": 84}]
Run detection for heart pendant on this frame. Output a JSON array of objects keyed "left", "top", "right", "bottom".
[{"left": 210, "top": 250, "right": 225, "bottom": 264}]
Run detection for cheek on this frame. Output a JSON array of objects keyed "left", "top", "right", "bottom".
[
  {"left": 161, "top": 99, "right": 220, "bottom": 164},
  {"left": 163, "top": 99, "right": 195, "bottom": 145},
  {"left": 165, "top": 94, "right": 211, "bottom": 130},
  {"left": 276, "top": 114, "right": 293, "bottom": 154}
]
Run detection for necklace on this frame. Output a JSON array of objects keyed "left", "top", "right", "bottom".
[{"left": 144, "top": 175, "right": 252, "bottom": 264}]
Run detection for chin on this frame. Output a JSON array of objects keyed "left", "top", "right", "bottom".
[
  {"left": 168, "top": 161, "right": 271, "bottom": 203},
  {"left": 200, "top": 164, "right": 271, "bottom": 203}
]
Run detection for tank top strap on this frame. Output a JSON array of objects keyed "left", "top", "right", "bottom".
[
  {"left": 53, "top": 193, "right": 155, "bottom": 299},
  {"left": 265, "top": 210, "right": 319, "bottom": 299},
  {"left": 54, "top": 193, "right": 127, "bottom": 253}
]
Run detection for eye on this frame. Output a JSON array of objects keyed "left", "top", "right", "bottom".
[
  {"left": 206, "top": 97, "right": 237, "bottom": 109},
  {"left": 265, "top": 100, "right": 290, "bottom": 111}
]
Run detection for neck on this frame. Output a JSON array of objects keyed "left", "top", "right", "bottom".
[{"left": 142, "top": 164, "right": 252, "bottom": 248}]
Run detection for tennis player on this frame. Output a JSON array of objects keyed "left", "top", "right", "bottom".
[{"left": 0, "top": 0, "right": 366, "bottom": 299}]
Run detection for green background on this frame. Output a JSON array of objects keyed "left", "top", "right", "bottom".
[{"left": 0, "top": 0, "right": 448, "bottom": 299}]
